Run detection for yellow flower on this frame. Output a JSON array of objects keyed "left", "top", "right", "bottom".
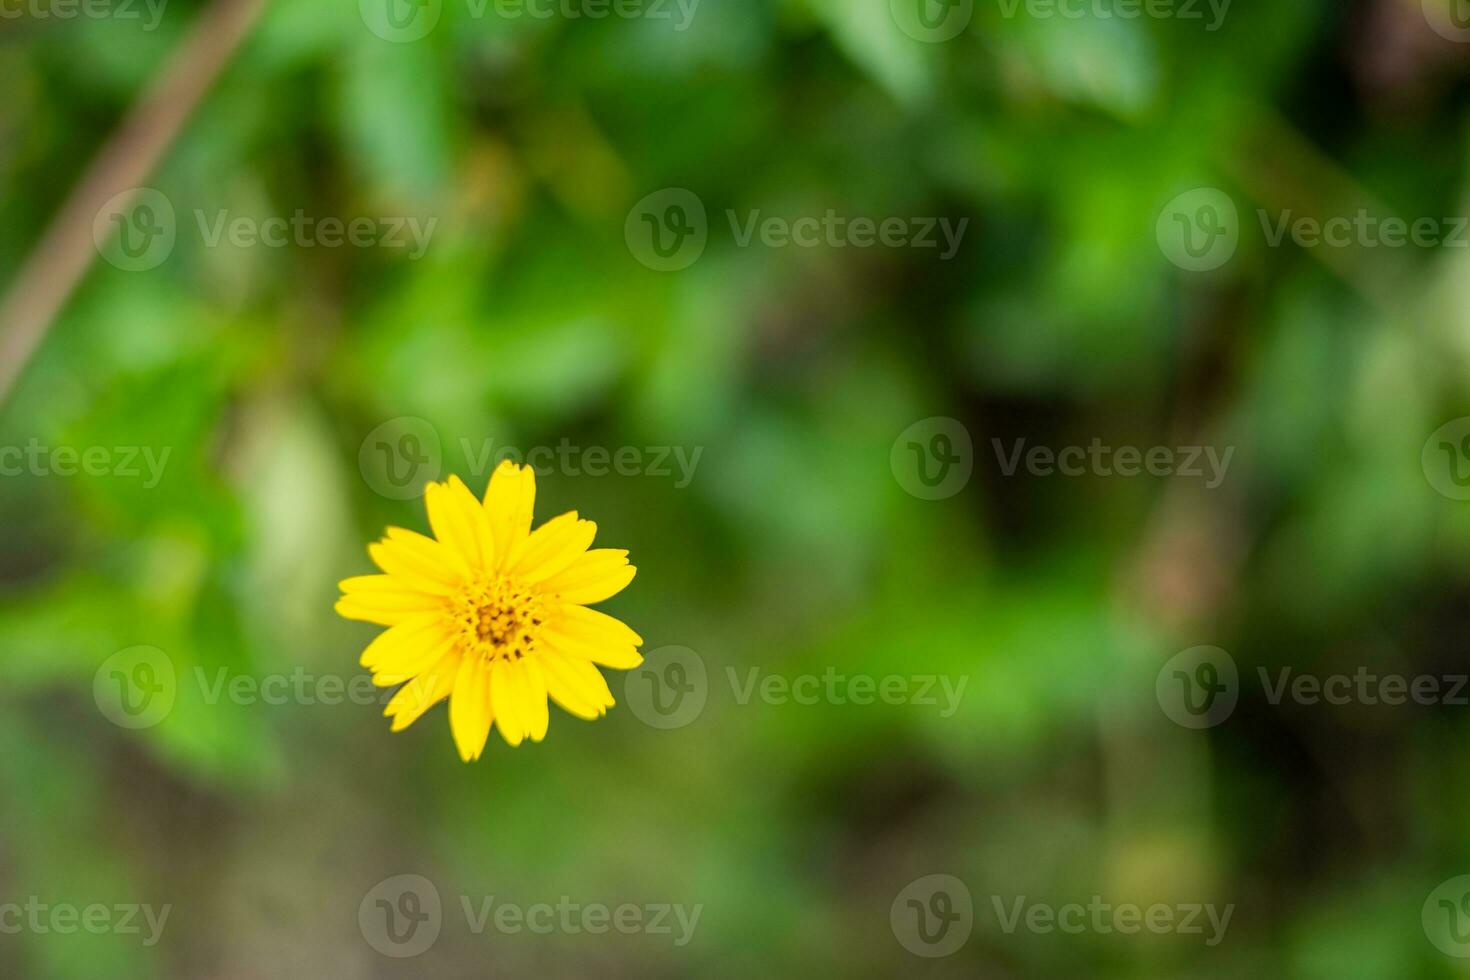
[{"left": 336, "top": 460, "right": 642, "bottom": 761}]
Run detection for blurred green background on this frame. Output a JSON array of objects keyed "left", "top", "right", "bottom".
[{"left": 6, "top": 0, "right": 1470, "bottom": 975}]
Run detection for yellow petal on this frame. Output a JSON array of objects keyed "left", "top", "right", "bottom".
[
  {"left": 339, "top": 574, "right": 432, "bottom": 596},
  {"left": 336, "top": 596, "right": 423, "bottom": 627},
  {"left": 514, "top": 659, "right": 550, "bottom": 742},
  {"left": 539, "top": 651, "right": 604, "bottom": 719},
  {"left": 425, "top": 479, "right": 493, "bottom": 571},
  {"left": 551, "top": 603, "right": 644, "bottom": 649},
  {"left": 538, "top": 550, "right": 636, "bottom": 604},
  {"left": 366, "top": 623, "right": 457, "bottom": 687},
  {"left": 491, "top": 658, "right": 526, "bottom": 746},
  {"left": 542, "top": 627, "right": 643, "bottom": 671},
  {"left": 370, "top": 530, "right": 465, "bottom": 592},
  {"left": 385, "top": 651, "right": 460, "bottom": 731},
  {"left": 359, "top": 614, "right": 441, "bottom": 669},
  {"left": 385, "top": 526, "right": 470, "bottom": 572},
  {"left": 336, "top": 579, "right": 445, "bottom": 619},
  {"left": 509, "top": 511, "right": 597, "bottom": 582},
  {"left": 449, "top": 474, "right": 497, "bottom": 569},
  {"left": 449, "top": 657, "right": 494, "bottom": 762},
  {"left": 483, "top": 461, "right": 536, "bottom": 569},
  {"left": 539, "top": 650, "right": 614, "bottom": 716}
]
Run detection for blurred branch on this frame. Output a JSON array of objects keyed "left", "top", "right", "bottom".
[
  {"left": 1228, "top": 110, "right": 1414, "bottom": 311},
  {"left": 0, "top": 0, "right": 271, "bottom": 407}
]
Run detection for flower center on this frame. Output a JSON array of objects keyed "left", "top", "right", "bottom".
[{"left": 449, "top": 575, "right": 546, "bottom": 662}]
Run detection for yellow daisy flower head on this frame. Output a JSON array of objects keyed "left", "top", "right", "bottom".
[{"left": 336, "top": 460, "right": 642, "bottom": 761}]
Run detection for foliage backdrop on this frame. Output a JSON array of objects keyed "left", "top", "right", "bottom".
[{"left": 4, "top": 0, "right": 1470, "bottom": 975}]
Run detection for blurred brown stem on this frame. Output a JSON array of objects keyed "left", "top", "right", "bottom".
[
  {"left": 1228, "top": 110, "right": 1412, "bottom": 311},
  {"left": 0, "top": 0, "right": 270, "bottom": 407}
]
